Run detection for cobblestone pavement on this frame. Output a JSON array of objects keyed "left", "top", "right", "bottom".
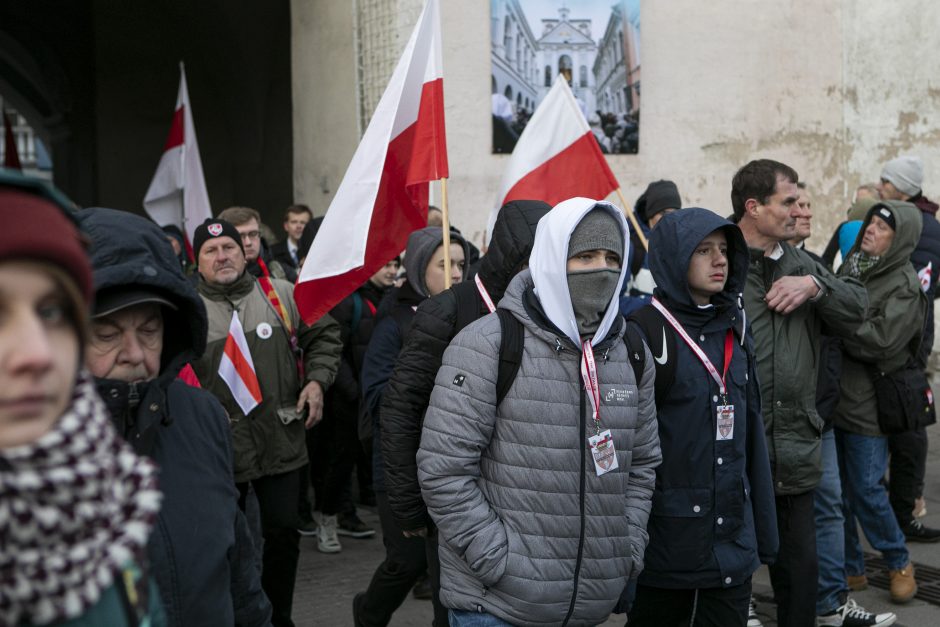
[{"left": 292, "top": 422, "right": 940, "bottom": 626}]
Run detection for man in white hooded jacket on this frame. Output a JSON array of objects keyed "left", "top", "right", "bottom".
[{"left": 417, "top": 198, "right": 661, "bottom": 626}]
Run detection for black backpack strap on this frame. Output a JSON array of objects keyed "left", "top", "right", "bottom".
[
  {"left": 349, "top": 291, "right": 363, "bottom": 339},
  {"left": 495, "top": 308, "right": 524, "bottom": 406},
  {"left": 453, "top": 280, "right": 484, "bottom": 334},
  {"left": 621, "top": 323, "right": 647, "bottom": 387},
  {"left": 628, "top": 305, "right": 677, "bottom": 405}
]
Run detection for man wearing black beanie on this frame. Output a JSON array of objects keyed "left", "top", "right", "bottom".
[
  {"left": 621, "top": 179, "right": 683, "bottom": 317},
  {"left": 190, "top": 215, "right": 342, "bottom": 627}
]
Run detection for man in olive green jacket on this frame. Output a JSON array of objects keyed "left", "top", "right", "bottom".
[
  {"left": 834, "top": 200, "right": 926, "bottom": 604},
  {"left": 731, "top": 159, "right": 868, "bottom": 627},
  {"left": 189, "top": 217, "right": 342, "bottom": 627}
]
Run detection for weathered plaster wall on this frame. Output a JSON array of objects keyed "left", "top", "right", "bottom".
[
  {"left": 292, "top": 0, "right": 940, "bottom": 252},
  {"left": 291, "top": 0, "right": 359, "bottom": 215}
]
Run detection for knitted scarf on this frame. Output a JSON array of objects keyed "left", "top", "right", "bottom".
[
  {"left": 844, "top": 251, "right": 881, "bottom": 279},
  {"left": 0, "top": 372, "right": 162, "bottom": 625}
]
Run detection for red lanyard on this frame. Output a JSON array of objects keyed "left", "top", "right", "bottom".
[
  {"left": 475, "top": 274, "right": 496, "bottom": 313},
  {"left": 580, "top": 340, "right": 602, "bottom": 435},
  {"left": 651, "top": 298, "right": 733, "bottom": 401}
]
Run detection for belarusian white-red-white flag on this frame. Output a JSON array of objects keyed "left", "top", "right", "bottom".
[
  {"left": 295, "top": 0, "right": 447, "bottom": 324},
  {"left": 487, "top": 76, "right": 619, "bottom": 238},
  {"left": 143, "top": 62, "right": 212, "bottom": 251},
  {"left": 218, "top": 311, "right": 262, "bottom": 415}
]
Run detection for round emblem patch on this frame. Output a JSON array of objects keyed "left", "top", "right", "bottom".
[
  {"left": 208, "top": 223, "right": 224, "bottom": 236},
  {"left": 256, "top": 322, "right": 273, "bottom": 339}
]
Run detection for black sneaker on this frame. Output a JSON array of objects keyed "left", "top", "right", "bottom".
[
  {"left": 412, "top": 574, "right": 432, "bottom": 600},
  {"left": 296, "top": 516, "right": 318, "bottom": 537},
  {"left": 816, "top": 598, "right": 896, "bottom": 626},
  {"left": 903, "top": 519, "right": 940, "bottom": 543},
  {"left": 337, "top": 512, "right": 376, "bottom": 538}
]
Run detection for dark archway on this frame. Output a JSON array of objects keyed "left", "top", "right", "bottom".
[{"left": 0, "top": 0, "right": 293, "bottom": 228}]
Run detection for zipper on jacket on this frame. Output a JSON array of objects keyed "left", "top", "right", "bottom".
[{"left": 562, "top": 385, "right": 588, "bottom": 626}]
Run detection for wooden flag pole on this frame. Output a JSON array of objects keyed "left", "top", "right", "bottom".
[
  {"left": 440, "top": 178, "right": 453, "bottom": 289},
  {"left": 615, "top": 187, "right": 649, "bottom": 252}
]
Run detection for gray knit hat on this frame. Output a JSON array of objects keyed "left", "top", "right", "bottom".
[
  {"left": 881, "top": 156, "right": 924, "bottom": 197},
  {"left": 567, "top": 208, "right": 624, "bottom": 261}
]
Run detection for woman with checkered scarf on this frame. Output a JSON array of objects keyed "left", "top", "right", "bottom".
[{"left": 0, "top": 170, "right": 163, "bottom": 627}]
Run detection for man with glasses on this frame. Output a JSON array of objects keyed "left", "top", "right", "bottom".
[{"left": 218, "top": 206, "right": 294, "bottom": 282}]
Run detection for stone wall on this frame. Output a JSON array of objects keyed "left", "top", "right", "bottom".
[{"left": 292, "top": 0, "right": 940, "bottom": 253}]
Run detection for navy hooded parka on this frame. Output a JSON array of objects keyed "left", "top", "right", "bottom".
[{"left": 628, "top": 208, "right": 778, "bottom": 589}]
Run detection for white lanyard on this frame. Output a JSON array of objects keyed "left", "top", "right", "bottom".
[
  {"left": 651, "top": 298, "right": 732, "bottom": 400},
  {"left": 475, "top": 274, "right": 496, "bottom": 313},
  {"left": 580, "top": 340, "right": 602, "bottom": 435}
]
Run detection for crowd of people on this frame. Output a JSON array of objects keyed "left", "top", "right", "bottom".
[{"left": 0, "top": 153, "right": 937, "bottom": 627}]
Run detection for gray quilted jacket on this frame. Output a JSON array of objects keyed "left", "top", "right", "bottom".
[{"left": 418, "top": 260, "right": 661, "bottom": 625}]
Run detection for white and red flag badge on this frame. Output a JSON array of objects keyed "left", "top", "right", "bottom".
[
  {"left": 487, "top": 76, "right": 619, "bottom": 239},
  {"left": 295, "top": 0, "right": 447, "bottom": 324},
  {"left": 143, "top": 63, "right": 212, "bottom": 252},
  {"left": 219, "top": 311, "right": 262, "bottom": 415}
]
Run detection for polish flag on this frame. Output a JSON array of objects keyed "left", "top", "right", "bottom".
[
  {"left": 294, "top": 0, "right": 447, "bottom": 324},
  {"left": 3, "top": 111, "right": 21, "bottom": 170},
  {"left": 488, "top": 77, "right": 619, "bottom": 238},
  {"left": 143, "top": 63, "right": 212, "bottom": 252},
  {"left": 218, "top": 311, "right": 262, "bottom": 415}
]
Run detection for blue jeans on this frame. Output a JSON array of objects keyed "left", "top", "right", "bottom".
[
  {"left": 449, "top": 609, "right": 515, "bottom": 627},
  {"left": 836, "top": 428, "right": 909, "bottom": 573},
  {"left": 814, "top": 430, "right": 846, "bottom": 615}
]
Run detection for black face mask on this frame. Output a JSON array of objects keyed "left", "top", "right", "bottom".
[{"left": 567, "top": 268, "right": 620, "bottom": 337}]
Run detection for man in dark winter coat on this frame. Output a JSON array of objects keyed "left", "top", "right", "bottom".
[
  {"left": 218, "top": 206, "right": 296, "bottom": 283},
  {"left": 355, "top": 226, "right": 468, "bottom": 627},
  {"left": 381, "top": 199, "right": 550, "bottom": 535},
  {"left": 732, "top": 159, "right": 868, "bottom": 627},
  {"left": 626, "top": 208, "right": 777, "bottom": 627},
  {"left": 77, "top": 207, "right": 272, "bottom": 627},
  {"left": 309, "top": 256, "right": 399, "bottom": 553},
  {"left": 877, "top": 155, "right": 940, "bottom": 542}
]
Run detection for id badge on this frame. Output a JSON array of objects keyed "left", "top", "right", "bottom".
[
  {"left": 588, "top": 429, "right": 619, "bottom": 476},
  {"left": 716, "top": 404, "right": 735, "bottom": 441}
]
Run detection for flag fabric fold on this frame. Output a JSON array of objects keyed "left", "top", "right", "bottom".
[
  {"left": 218, "top": 311, "right": 262, "bottom": 415},
  {"left": 143, "top": 63, "right": 212, "bottom": 249},
  {"left": 294, "top": 0, "right": 446, "bottom": 325},
  {"left": 488, "top": 77, "right": 619, "bottom": 239},
  {"left": 3, "top": 111, "right": 22, "bottom": 170}
]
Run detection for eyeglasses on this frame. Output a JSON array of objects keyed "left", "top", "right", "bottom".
[{"left": 240, "top": 230, "right": 260, "bottom": 241}]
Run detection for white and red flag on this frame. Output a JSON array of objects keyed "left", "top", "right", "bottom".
[
  {"left": 295, "top": 0, "right": 447, "bottom": 324},
  {"left": 488, "top": 77, "right": 619, "bottom": 238},
  {"left": 218, "top": 311, "right": 262, "bottom": 415},
  {"left": 143, "top": 63, "right": 212, "bottom": 254}
]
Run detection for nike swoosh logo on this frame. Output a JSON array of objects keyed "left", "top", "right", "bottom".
[{"left": 654, "top": 327, "right": 668, "bottom": 365}]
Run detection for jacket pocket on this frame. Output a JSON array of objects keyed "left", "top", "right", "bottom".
[
  {"left": 276, "top": 406, "right": 303, "bottom": 425},
  {"left": 463, "top": 517, "right": 509, "bottom": 587},
  {"left": 645, "top": 487, "right": 712, "bottom": 571}
]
